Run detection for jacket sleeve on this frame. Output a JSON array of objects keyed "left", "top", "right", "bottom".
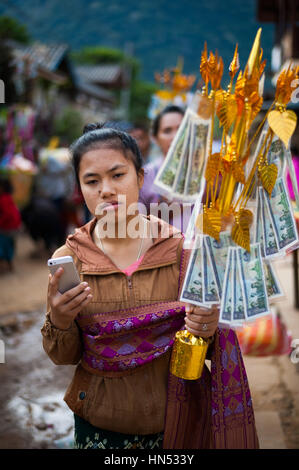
[{"left": 41, "top": 245, "right": 83, "bottom": 365}]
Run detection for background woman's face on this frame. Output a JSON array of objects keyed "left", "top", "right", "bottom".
[{"left": 155, "top": 112, "right": 183, "bottom": 156}]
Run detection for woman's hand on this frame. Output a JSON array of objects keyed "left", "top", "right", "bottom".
[
  {"left": 184, "top": 303, "right": 219, "bottom": 339},
  {"left": 48, "top": 267, "right": 93, "bottom": 330}
]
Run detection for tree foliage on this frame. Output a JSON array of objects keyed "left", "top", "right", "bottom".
[{"left": 0, "top": 15, "right": 30, "bottom": 43}]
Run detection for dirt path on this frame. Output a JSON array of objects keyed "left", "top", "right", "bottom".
[{"left": 0, "top": 232, "right": 298, "bottom": 449}]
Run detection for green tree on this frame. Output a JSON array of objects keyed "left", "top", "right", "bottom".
[
  {"left": 0, "top": 15, "right": 30, "bottom": 43},
  {"left": 0, "top": 15, "right": 31, "bottom": 104}
]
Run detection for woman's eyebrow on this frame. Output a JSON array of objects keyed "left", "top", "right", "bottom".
[
  {"left": 108, "top": 164, "right": 127, "bottom": 172},
  {"left": 83, "top": 164, "right": 127, "bottom": 179}
]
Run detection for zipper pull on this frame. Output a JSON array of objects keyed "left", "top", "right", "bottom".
[{"left": 127, "top": 276, "right": 132, "bottom": 289}]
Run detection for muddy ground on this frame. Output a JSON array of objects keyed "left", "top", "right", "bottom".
[{"left": 0, "top": 231, "right": 299, "bottom": 449}]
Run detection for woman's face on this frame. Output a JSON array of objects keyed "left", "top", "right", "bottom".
[
  {"left": 78, "top": 147, "right": 144, "bottom": 225},
  {"left": 155, "top": 112, "right": 183, "bottom": 157}
]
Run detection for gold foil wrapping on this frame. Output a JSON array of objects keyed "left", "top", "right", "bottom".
[{"left": 170, "top": 330, "right": 210, "bottom": 380}]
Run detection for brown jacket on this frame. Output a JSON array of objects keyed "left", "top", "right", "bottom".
[{"left": 41, "top": 215, "right": 188, "bottom": 435}]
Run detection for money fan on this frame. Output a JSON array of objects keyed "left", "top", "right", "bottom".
[{"left": 169, "top": 29, "right": 299, "bottom": 380}]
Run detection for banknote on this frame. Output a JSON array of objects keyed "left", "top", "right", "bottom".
[
  {"left": 232, "top": 248, "right": 246, "bottom": 322},
  {"left": 248, "top": 129, "right": 268, "bottom": 202},
  {"left": 237, "top": 243, "right": 269, "bottom": 320},
  {"left": 172, "top": 118, "right": 192, "bottom": 195},
  {"left": 153, "top": 109, "right": 190, "bottom": 197},
  {"left": 183, "top": 115, "right": 210, "bottom": 199},
  {"left": 267, "top": 136, "right": 285, "bottom": 178},
  {"left": 204, "top": 232, "right": 232, "bottom": 298},
  {"left": 260, "top": 187, "right": 280, "bottom": 258},
  {"left": 263, "top": 259, "right": 283, "bottom": 299},
  {"left": 202, "top": 239, "right": 219, "bottom": 304},
  {"left": 219, "top": 247, "right": 234, "bottom": 324},
  {"left": 180, "top": 236, "right": 206, "bottom": 307},
  {"left": 183, "top": 198, "right": 203, "bottom": 249},
  {"left": 253, "top": 190, "right": 265, "bottom": 257},
  {"left": 264, "top": 177, "right": 299, "bottom": 253}
]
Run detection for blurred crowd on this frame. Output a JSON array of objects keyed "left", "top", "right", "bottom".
[{"left": 0, "top": 103, "right": 188, "bottom": 274}]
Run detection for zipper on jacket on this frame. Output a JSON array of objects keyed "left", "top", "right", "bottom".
[{"left": 126, "top": 274, "right": 134, "bottom": 302}]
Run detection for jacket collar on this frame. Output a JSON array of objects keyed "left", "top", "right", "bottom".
[{"left": 66, "top": 215, "right": 183, "bottom": 273}]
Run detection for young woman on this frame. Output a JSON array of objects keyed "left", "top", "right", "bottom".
[{"left": 41, "top": 124, "right": 259, "bottom": 449}]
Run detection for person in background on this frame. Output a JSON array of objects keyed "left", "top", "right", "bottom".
[
  {"left": 129, "top": 121, "right": 160, "bottom": 164},
  {"left": 0, "top": 176, "right": 21, "bottom": 273},
  {"left": 138, "top": 105, "right": 188, "bottom": 231}
]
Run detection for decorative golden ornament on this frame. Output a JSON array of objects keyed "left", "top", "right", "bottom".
[
  {"left": 229, "top": 44, "right": 240, "bottom": 79},
  {"left": 203, "top": 207, "right": 222, "bottom": 240},
  {"left": 197, "top": 94, "right": 213, "bottom": 119},
  {"left": 231, "top": 209, "right": 253, "bottom": 251},
  {"left": 232, "top": 161, "right": 246, "bottom": 184},
  {"left": 200, "top": 42, "right": 209, "bottom": 85},
  {"left": 217, "top": 94, "right": 238, "bottom": 132},
  {"left": 205, "top": 153, "right": 221, "bottom": 182},
  {"left": 246, "top": 27, "right": 262, "bottom": 77},
  {"left": 268, "top": 109, "right": 297, "bottom": 149},
  {"left": 170, "top": 330, "right": 211, "bottom": 380},
  {"left": 259, "top": 163, "right": 278, "bottom": 195}
]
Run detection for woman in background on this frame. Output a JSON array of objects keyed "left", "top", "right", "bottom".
[{"left": 138, "top": 105, "right": 189, "bottom": 231}]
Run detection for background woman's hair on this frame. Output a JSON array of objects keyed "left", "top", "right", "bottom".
[
  {"left": 152, "top": 104, "right": 185, "bottom": 137},
  {"left": 70, "top": 122, "right": 143, "bottom": 187}
]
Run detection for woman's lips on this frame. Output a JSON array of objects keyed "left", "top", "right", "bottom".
[{"left": 97, "top": 202, "right": 120, "bottom": 213}]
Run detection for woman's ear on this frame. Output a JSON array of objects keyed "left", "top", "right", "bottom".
[{"left": 137, "top": 168, "right": 144, "bottom": 189}]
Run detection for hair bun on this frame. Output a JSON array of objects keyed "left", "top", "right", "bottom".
[{"left": 83, "top": 122, "right": 105, "bottom": 134}]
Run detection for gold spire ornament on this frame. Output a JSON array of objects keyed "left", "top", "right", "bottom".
[{"left": 170, "top": 29, "right": 299, "bottom": 380}]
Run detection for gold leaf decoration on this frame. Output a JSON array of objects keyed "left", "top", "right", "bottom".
[
  {"left": 203, "top": 207, "right": 222, "bottom": 240},
  {"left": 197, "top": 94, "right": 213, "bottom": 119},
  {"left": 205, "top": 153, "right": 221, "bottom": 182},
  {"left": 232, "top": 161, "right": 245, "bottom": 184},
  {"left": 217, "top": 95, "right": 238, "bottom": 132},
  {"left": 268, "top": 109, "right": 297, "bottom": 149},
  {"left": 231, "top": 209, "right": 253, "bottom": 251},
  {"left": 259, "top": 163, "right": 278, "bottom": 195}
]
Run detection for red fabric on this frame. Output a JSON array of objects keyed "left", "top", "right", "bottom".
[{"left": 0, "top": 193, "right": 22, "bottom": 230}]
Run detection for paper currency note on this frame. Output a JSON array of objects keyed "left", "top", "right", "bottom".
[
  {"left": 184, "top": 115, "right": 210, "bottom": 198},
  {"left": 183, "top": 198, "right": 203, "bottom": 249},
  {"left": 202, "top": 239, "right": 219, "bottom": 304},
  {"left": 237, "top": 243, "right": 269, "bottom": 320},
  {"left": 180, "top": 236, "right": 206, "bottom": 306},
  {"left": 263, "top": 259, "right": 283, "bottom": 299},
  {"left": 267, "top": 137, "right": 285, "bottom": 178},
  {"left": 172, "top": 119, "right": 192, "bottom": 195},
  {"left": 260, "top": 187, "right": 280, "bottom": 258},
  {"left": 265, "top": 177, "right": 299, "bottom": 253},
  {"left": 204, "top": 232, "right": 232, "bottom": 298},
  {"left": 232, "top": 249, "right": 246, "bottom": 322},
  {"left": 219, "top": 247, "right": 234, "bottom": 324},
  {"left": 248, "top": 129, "right": 268, "bottom": 202},
  {"left": 153, "top": 110, "right": 190, "bottom": 197},
  {"left": 253, "top": 189, "right": 265, "bottom": 256}
]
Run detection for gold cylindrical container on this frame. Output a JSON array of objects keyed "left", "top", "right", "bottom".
[{"left": 170, "top": 330, "right": 210, "bottom": 380}]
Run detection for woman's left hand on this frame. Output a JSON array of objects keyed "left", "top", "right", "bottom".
[{"left": 184, "top": 303, "right": 219, "bottom": 339}]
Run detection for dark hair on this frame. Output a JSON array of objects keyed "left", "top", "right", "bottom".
[
  {"left": 70, "top": 122, "right": 143, "bottom": 187},
  {"left": 152, "top": 105, "right": 185, "bottom": 137}
]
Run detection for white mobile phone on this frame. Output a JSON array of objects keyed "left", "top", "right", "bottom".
[{"left": 48, "top": 255, "right": 81, "bottom": 294}]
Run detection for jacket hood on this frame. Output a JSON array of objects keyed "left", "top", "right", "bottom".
[{"left": 66, "top": 215, "right": 183, "bottom": 273}]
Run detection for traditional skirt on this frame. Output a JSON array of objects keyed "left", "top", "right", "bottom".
[{"left": 74, "top": 414, "right": 163, "bottom": 449}]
